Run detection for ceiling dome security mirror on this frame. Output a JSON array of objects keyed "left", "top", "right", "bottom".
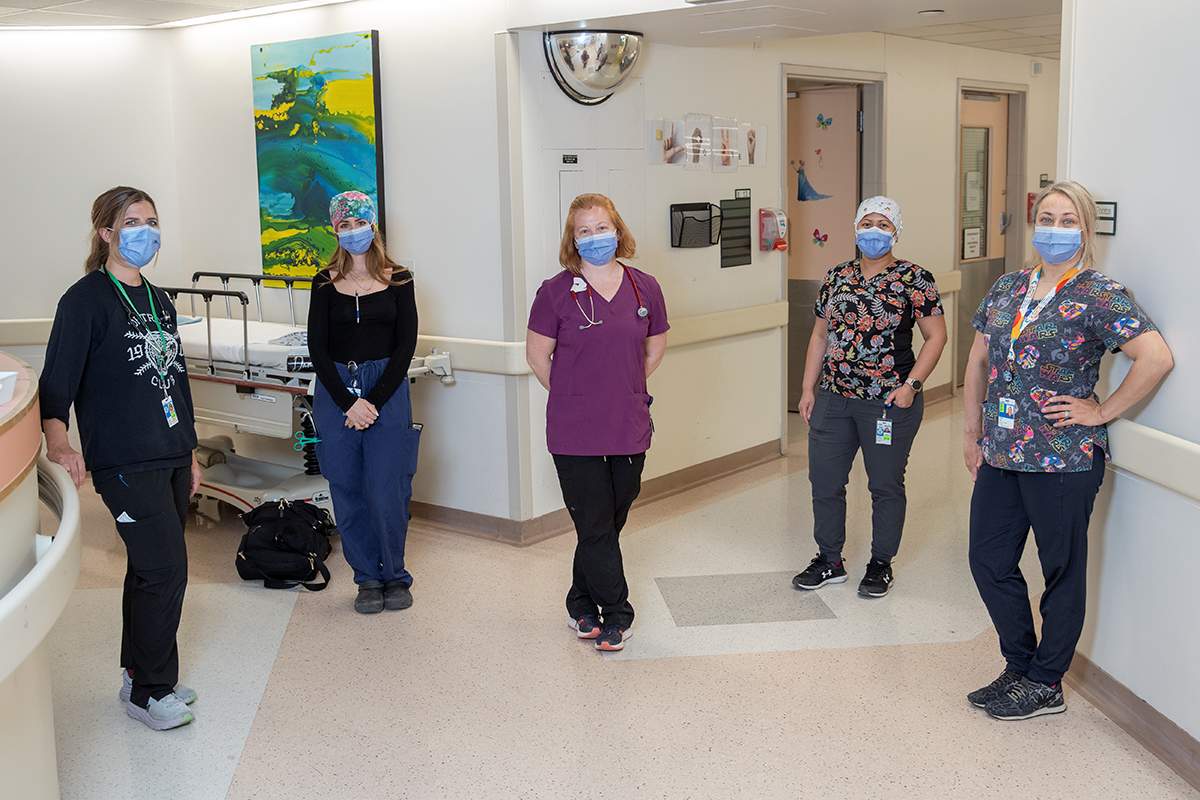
[{"left": 543, "top": 30, "right": 643, "bottom": 106}]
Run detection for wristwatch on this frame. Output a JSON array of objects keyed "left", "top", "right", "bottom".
[{"left": 904, "top": 377, "right": 923, "bottom": 392}]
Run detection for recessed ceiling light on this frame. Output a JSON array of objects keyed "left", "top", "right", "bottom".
[{"left": 918, "top": 9, "right": 946, "bottom": 15}]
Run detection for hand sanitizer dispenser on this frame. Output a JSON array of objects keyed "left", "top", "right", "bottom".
[{"left": 759, "top": 208, "right": 788, "bottom": 251}]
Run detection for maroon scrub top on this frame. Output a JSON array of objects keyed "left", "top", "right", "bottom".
[{"left": 528, "top": 263, "right": 670, "bottom": 456}]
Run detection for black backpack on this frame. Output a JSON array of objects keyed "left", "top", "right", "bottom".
[{"left": 236, "top": 499, "right": 335, "bottom": 591}]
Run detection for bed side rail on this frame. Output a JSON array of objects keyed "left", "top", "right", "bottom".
[
  {"left": 190, "top": 272, "right": 313, "bottom": 326},
  {"left": 161, "top": 287, "right": 251, "bottom": 379}
]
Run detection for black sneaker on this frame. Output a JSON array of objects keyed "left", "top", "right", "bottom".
[
  {"left": 967, "top": 669, "right": 1025, "bottom": 708},
  {"left": 569, "top": 614, "right": 602, "bottom": 639},
  {"left": 595, "top": 622, "right": 630, "bottom": 651},
  {"left": 354, "top": 580, "right": 385, "bottom": 614},
  {"left": 985, "top": 676, "right": 1066, "bottom": 720},
  {"left": 792, "top": 554, "right": 847, "bottom": 589},
  {"left": 858, "top": 558, "right": 893, "bottom": 597}
]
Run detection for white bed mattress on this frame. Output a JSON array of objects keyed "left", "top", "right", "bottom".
[{"left": 178, "top": 317, "right": 308, "bottom": 370}]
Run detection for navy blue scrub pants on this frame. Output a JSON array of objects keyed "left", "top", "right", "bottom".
[
  {"left": 807, "top": 389, "right": 924, "bottom": 563},
  {"left": 94, "top": 464, "right": 191, "bottom": 707},
  {"left": 314, "top": 359, "right": 421, "bottom": 586},
  {"left": 553, "top": 453, "right": 644, "bottom": 629},
  {"left": 968, "top": 449, "right": 1105, "bottom": 686}
]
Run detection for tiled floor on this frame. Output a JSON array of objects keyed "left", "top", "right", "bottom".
[{"left": 46, "top": 399, "right": 1200, "bottom": 799}]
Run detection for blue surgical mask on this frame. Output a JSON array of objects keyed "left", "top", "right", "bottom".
[
  {"left": 115, "top": 224, "right": 161, "bottom": 268},
  {"left": 576, "top": 232, "right": 619, "bottom": 266},
  {"left": 855, "top": 227, "right": 895, "bottom": 259},
  {"left": 1032, "top": 226, "right": 1082, "bottom": 265},
  {"left": 337, "top": 225, "right": 375, "bottom": 255}
]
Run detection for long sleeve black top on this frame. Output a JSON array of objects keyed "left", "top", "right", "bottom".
[
  {"left": 39, "top": 269, "right": 197, "bottom": 482},
  {"left": 306, "top": 269, "right": 418, "bottom": 412}
]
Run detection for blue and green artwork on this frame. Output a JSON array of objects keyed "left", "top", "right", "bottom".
[{"left": 251, "top": 30, "right": 384, "bottom": 278}]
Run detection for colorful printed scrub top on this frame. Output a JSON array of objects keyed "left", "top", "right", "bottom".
[
  {"left": 971, "top": 267, "right": 1156, "bottom": 473},
  {"left": 815, "top": 259, "right": 943, "bottom": 401}
]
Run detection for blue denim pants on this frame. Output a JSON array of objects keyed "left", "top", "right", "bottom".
[{"left": 314, "top": 359, "right": 421, "bottom": 586}]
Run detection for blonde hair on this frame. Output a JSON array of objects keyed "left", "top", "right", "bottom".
[
  {"left": 325, "top": 225, "right": 412, "bottom": 287},
  {"left": 557, "top": 193, "right": 636, "bottom": 274},
  {"left": 85, "top": 186, "right": 156, "bottom": 274},
  {"left": 1033, "top": 180, "right": 1098, "bottom": 270}
]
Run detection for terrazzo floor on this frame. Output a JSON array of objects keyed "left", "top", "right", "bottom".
[{"left": 45, "top": 399, "right": 1200, "bottom": 799}]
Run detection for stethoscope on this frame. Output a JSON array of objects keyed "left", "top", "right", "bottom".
[{"left": 571, "top": 263, "right": 649, "bottom": 330}]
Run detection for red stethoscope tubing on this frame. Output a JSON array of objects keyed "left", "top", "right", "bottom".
[{"left": 570, "top": 263, "right": 649, "bottom": 323}]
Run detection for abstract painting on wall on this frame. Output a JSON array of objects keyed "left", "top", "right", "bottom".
[{"left": 251, "top": 30, "right": 384, "bottom": 278}]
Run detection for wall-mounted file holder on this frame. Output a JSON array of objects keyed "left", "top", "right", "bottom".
[{"left": 670, "top": 203, "right": 722, "bottom": 248}]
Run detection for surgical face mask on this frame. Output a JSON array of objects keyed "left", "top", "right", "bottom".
[
  {"left": 337, "top": 225, "right": 375, "bottom": 255},
  {"left": 1032, "top": 226, "right": 1082, "bottom": 265},
  {"left": 114, "top": 224, "right": 161, "bottom": 268},
  {"left": 576, "top": 231, "right": 619, "bottom": 267},
  {"left": 855, "top": 227, "right": 895, "bottom": 260}
]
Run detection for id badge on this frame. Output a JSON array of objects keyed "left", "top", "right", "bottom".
[
  {"left": 162, "top": 395, "right": 179, "bottom": 428},
  {"left": 999, "top": 397, "right": 1017, "bottom": 430},
  {"left": 875, "top": 417, "right": 893, "bottom": 446},
  {"left": 346, "top": 381, "right": 362, "bottom": 397}
]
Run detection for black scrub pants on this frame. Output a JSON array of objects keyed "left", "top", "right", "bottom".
[
  {"left": 968, "top": 449, "right": 1105, "bottom": 686},
  {"left": 95, "top": 465, "right": 191, "bottom": 707},
  {"left": 553, "top": 453, "right": 645, "bottom": 629}
]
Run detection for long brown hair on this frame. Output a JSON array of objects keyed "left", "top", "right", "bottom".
[
  {"left": 85, "top": 186, "right": 156, "bottom": 274},
  {"left": 325, "top": 225, "right": 412, "bottom": 286},
  {"left": 557, "top": 193, "right": 637, "bottom": 274}
]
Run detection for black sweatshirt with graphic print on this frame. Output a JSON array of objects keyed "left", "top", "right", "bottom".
[{"left": 40, "top": 269, "right": 197, "bottom": 483}]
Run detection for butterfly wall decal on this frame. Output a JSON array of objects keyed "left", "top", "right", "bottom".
[
  {"left": 816, "top": 114, "right": 832, "bottom": 129},
  {"left": 812, "top": 229, "right": 828, "bottom": 247}
]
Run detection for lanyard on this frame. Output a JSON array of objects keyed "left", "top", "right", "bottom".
[
  {"left": 1008, "top": 264, "right": 1080, "bottom": 362},
  {"left": 106, "top": 268, "right": 173, "bottom": 396}
]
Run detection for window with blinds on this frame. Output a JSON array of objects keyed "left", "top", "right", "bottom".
[{"left": 961, "top": 126, "right": 988, "bottom": 261}]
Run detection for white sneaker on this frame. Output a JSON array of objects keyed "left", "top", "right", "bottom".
[
  {"left": 119, "top": 669, "right": 197, "bottom": 705},
  {"left": 126, "top": 694, "right": 195, "bottom": 731}
]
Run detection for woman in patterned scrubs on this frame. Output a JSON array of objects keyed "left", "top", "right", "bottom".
[
  {"left": 963, "top": 181, "right": 1172, "bottom": 721},
  {"left": 793, "top": 196, "right": 947, "bottom": 598}
]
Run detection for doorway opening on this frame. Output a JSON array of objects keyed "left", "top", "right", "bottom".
[{"left": 782, "top": 68, "right": 884, "bottom": 413}]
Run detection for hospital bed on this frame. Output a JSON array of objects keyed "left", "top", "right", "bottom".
[{"left": 163, "top": 272, "right": 451, "bottom": 523}]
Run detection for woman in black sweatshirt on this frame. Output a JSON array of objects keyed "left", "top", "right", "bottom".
[
  {"left": 308, "top": 191, "right": 419, "bottom": 615},
  {"left": 40, "top": 186, "right": 199, "bottom": 731}
]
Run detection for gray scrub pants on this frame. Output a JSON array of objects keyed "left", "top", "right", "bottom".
[{"left": 807, "top": 389, "right": 924, "bottom": 563}]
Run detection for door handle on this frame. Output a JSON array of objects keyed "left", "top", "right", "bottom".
[{"left": 1000, "top": 212, "right": 1012, "bottom": 235}]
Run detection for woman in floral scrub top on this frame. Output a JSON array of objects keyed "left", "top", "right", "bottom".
[
  {"left": 793, "top": 196, "right": 947, "bottom": 599},
  {"left": 963, "top": 181, "right": 1173, "bottom": 721}
]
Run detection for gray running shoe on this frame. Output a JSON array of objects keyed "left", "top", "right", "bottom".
[
  {"left": 119, "top": 669, "right": 196, "bottom": 705},
  {"left": 967, "top": 669, "right": 1024, "bottom": 708},
  {"left": 126, "top": 694, "right": 195, "bottom": 731}
]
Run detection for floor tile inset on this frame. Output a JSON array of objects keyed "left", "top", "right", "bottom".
[{"left": 657, "top": 571, "right": 836, "bottom": 626}]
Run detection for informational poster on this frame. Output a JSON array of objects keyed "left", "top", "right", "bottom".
[
  {"left": 738, "top": 123, "right": 766, "bottom": 167},
  {"left": 966, "top": 171, "right": 982, "bottom": 212},
  {"left": 711, "top": 117, "right": 739, "bottom": 173},
  {"left": 646, "top": 118, "right": 687, "bottom": 165},
  {"left": 683, "top": 113, "right": 712, "bottom": 172},
  {"left": 963, "top": 227, "right": 982, "bottom": 259}
]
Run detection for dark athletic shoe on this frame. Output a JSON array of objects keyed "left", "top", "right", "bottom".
[
  {"left": 569, "top": 615, "right": 602, "bottom": 639},
  {"left": 792, "top": 554, "right": 848, "bottom": 589},
  {"left": 354, "top": 580, "right": 385, "bottom": 614},
  {"left": 986, "top": 676, "right": 1066, "bottom": 720},
  {"left": 858, "top": 558, "right": 894, "bottom": 597},
  {"left": 595, "top": 623, "right": 631, "bottom": 651},
  {"left": 967, "top": 669, "right": 1025, "bottom": 708},
  {"left": 383, "top": 582, "right": 413, "bottom": 611}
]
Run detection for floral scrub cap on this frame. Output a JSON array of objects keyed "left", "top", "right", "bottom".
[
  {"left": 854, "top": 196, "right": 903, "bottom": 239},
  {"left": 329, "top": 191, "right": 377, "bottom": 227}
]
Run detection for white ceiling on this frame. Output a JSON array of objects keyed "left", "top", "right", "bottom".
[
  {"left": 0, "top": 0, "right": 339, "bottom": 27},
  {"left": 0, "top": 0, "right": 1062, "bottom": 61}
]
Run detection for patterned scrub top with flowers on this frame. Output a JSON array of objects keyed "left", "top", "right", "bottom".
[
  {"left": 972, "top": 267, "right": 1156, "bottom": 473},
  {"left": 815, "top": 259, "right": 944, "bottom": 401}
]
